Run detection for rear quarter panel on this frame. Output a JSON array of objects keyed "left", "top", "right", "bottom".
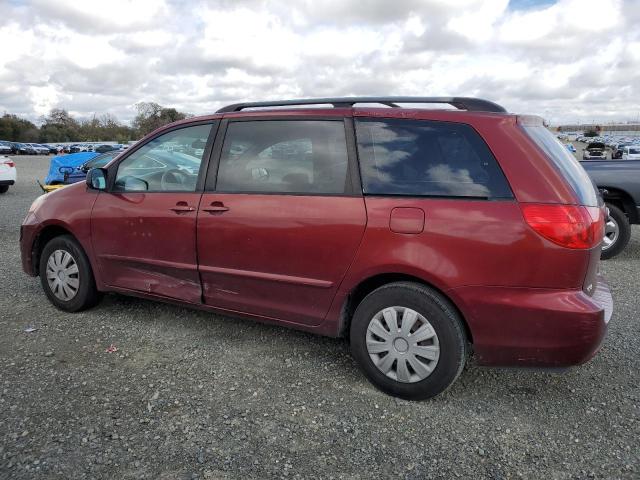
[{"left": 338, "top": 197, "right": 590, "bottom": 293}]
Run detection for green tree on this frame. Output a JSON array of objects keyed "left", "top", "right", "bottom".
[
  {"left": 132, "top": 102, "right": 188, "bottom": 137},
  {"left": 39, "top": 109, "right": 80, "bottom": 142},
  {"left": 0, "top": 114, "right": 39, "bottom": 142}
]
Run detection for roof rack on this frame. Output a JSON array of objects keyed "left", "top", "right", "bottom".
[{"left": 216, "top": 96, "right": 507, "bottom": 114}]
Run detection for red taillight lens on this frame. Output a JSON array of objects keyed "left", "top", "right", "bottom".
[
  {"left": 2, "top": 159, "right": 15, "bottom": 167},
  {"left": 522, "top": 204, "right": 604, "bottom": 249}
]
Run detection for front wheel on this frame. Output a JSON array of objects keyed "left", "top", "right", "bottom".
[
  {"left": 350, "top": 282, "right": 468, "bottom": 400},
  {"left": 39, "top": 235, "right": 101, "bottom": 311},
  {"left": 601, "top": 203, "right": 631, "bottom": 260}
]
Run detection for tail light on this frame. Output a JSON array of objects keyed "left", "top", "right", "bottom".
[
  {"left": 2, "top": 159, "right": 15, "bottom": 168},
  {"left": 521, "top": 204, "right": 604, "bottom": 249}
]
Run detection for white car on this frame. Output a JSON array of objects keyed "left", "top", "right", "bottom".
[
  {"left": 0, "top": 156, "right": 16, "bottom": 193},
  {"left": 622, "top": 146, "right": 640, "bottom": 160}
]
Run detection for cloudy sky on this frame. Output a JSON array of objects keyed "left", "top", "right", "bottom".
[{"left": 0, "top": 0, "right": 639, "bottom": 125}]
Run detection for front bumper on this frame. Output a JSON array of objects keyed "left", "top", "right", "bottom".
[
  {"left": 451, "top": 276, "right": 612, "bottom": 367},
  {"left": 20, "top": 212, "right": 40, "bottom": 276}
]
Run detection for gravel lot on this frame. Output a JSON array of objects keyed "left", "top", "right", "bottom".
[{"left": 1, "top": 155, "right": 639, "bottom": 479}]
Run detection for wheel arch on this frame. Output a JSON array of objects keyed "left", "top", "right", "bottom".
[
  {"left": 32, "top": 224, "right": 76, "bottom": 276},
  {"left": 337, "top": 272, "right": 474, "bottom": 345},
  {"left": 601, "top": 187, "right": 638, "bottom": 224}
]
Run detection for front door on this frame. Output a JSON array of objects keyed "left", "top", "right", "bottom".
[
  {"left": 197, "top": 119, "right": 367, "bottom": 326},
  {"left": 91, "top": 123, "right": 215, "bottom": 303}
]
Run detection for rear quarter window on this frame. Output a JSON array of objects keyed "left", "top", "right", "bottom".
[
  {"left": 522, "top": 125, "right": 598, "bottom": 206},
  {"left": 355, "top": 118, "right": 513, "bottom": 199}
]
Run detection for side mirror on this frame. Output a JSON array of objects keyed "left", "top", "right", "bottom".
[{"left": 86, "top": 168, "right": 107, "bottom": 190}]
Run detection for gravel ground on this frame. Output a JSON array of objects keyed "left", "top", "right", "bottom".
[{"left": 1, "top": 155, "right": 639, "bottom": 479}]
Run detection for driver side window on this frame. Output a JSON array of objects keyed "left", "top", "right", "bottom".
[{"left": 114, "top": 124, "right": 212, "bottom": 192}]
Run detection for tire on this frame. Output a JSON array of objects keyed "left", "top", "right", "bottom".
[
  {"left": 0, "top": 185, "right": 8, "bottom": 194},
  {"left": 601, "top": 203, "right": 631, "bottom": 260},
  {"left": 39, "top": 235, "right": 101, "bottom": 312},
  {"left": 350, "top": 282, "right": 468, "bottom": 400}
]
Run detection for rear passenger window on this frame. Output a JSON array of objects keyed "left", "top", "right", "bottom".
[
  {"left": 356, "top": 119, "right": 512, "bottom": 199},
  {"left": 216, "top": 121, "right": 349, "bottom": 194}
]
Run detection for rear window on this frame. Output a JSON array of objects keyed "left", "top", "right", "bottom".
[
  {"left": 522, "top": 125, "right": 598, "bottom": 206},
  {"left": 355, "top": 118, "right": 512, "bottom": 199}
]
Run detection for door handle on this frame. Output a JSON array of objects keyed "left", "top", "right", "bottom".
[
  {"left": 202, "top": 201, "right": 229, "bottom": 214},
  {"left": 170, "top": 202, "right": 195, "bottom": 213}
]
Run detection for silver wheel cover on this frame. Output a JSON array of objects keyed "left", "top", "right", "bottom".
[
  {"left": 602, "top": 214, "right": 619, "bottom": 251},
  {"left": 46, "top": 249, "right": 80, "bottom": 301},
  {"left": 366, "top": 306, "right": 440, "bottom": 383}
]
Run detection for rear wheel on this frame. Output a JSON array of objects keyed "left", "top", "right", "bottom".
[
  {"left": 601, "top": 203, "right": 630, "bottom": 260},
  {"left": 350, "top": 282, "right": 468, "bottom": 400},
  {"left": 39, "top": 235, "right": 101, "bottom": 311},
  {"left": 0, "top": 185, "right": 8, "bottom": 194}
]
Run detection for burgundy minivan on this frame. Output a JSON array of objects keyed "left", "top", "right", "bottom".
[{"left": 21, "top": 97, "right": 613, "bottom": 399}]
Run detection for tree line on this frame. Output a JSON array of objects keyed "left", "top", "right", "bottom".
[{"left": 0, "top": 102, "right": 188, "bottom": 144}]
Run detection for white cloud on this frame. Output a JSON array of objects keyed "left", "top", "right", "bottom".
[{"left": 0, "top": 0, "right": 638, "bottom": 125}]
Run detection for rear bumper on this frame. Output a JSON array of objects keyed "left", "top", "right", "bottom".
[
  {"left": 451, "top": 277, "right": 612, "bottom": 367},
  {"left": 0, "top": 179, "right": 15, "bottom": 186}
]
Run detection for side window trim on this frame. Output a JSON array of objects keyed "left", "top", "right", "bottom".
[
  {"left": 105, "top": 120, "right": 219, "bottom": 193},
  {"left": 204, "top": 116, "right": 362, "bottom": 197}
]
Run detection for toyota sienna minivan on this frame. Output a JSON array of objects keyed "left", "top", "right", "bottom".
[{"left": 21, "top": 97, "right": 613, "bottom": 399}]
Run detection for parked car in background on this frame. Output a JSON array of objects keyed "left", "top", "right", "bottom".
[
  {"left": 7, "top": 142, "right": 21, "bottom": 154},
  {"left": 45, "top": 144, "right": 61, "bottom": 154},
  {"left": 33, "top": 144, "right": 51, "bottom": 155},
  {"left": 611, "top": 143, "right": 630, "bottom": 159},
  {"left": 16, "top": 143, "right": 34, "bottom": 154},
  {"left": 94, "top": 144, "right": 117, "bottom": 153},
  {"left": 0, "top": 155, "right": 16, "bottom": 193},
  {"left": 581, "top": 158, "right": 640, "bottom": 259},
  {"left": 621, "top": 146, "right": 640, "bottom": 160},
  {"left": 21, "top": 96, "right": 612, "bottom": 400},
  {"left": 565, "top": 143, "right": 576, "bottom": 153},
  {"left": 583, "top": 142, "right": 607, "bottom": 160},
  {"left": 0, "top": 141, "right": 12, "bottom": 154}
]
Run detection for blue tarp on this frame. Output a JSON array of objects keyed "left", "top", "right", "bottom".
[{"left": 45, "top": 152, "right": 99, "bottom": 184}]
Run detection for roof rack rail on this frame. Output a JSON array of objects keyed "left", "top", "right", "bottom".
[{"left": 216, "top": 96, "right": 507, "bottom": 114}]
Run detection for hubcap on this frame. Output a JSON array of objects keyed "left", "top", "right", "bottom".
[
  {"left": 366, "top": 306, "right": 440, "bottom": 383},
  {"left": 46, "top": 249, "right": 80, "bottom": 301},
  {"left": 602, "top": 214, "right": 619, "bottom": 251}
]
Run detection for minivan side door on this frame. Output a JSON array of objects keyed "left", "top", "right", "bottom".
[
  {"left": 196, "top": 118, "right": 367, "bottom": 326},
  {"left": 91, "top": 122, "right": 217, "bottom": 303}
]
